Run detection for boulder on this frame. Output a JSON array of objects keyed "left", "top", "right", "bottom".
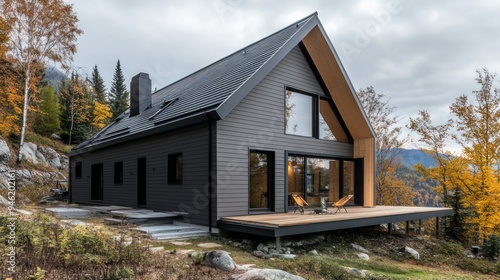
[
  {"left": 0, "top": 164, "right": 13, "bottom": 189},
  {"left": 351, "top": 243, "right": 369, "bottom": 253},
  {"left": 252, "top": 250, "right": 268, "bottom": 259},
  {"left": 40, "top": 147, "right": 61, "bottom": 169},
  {"left": 0, "top": 139, "right": 10, "bottom": 164},
  {"left": 19, "top": 142, "right": 45, "bottom": 164},
  {"left": 232, "top": 269, "right": 305, "bottom": 280},
  {"left": 347, "top": 268, "right": 366, "bottom": 278},
  {"left": 356, "top": 253, "right": 370, "bottom": 261},
  {"left": 203, "top": 250, "right": 236, "bottom": 271},
  {"left": 0, "top": 194, "right": 10, "bottom": 206},
  {"left": 463, "top": 250, "right": 475, "bottom": 258},
  {"left": 257, "top": 243, "right": 269, "bottom": 253},
  {"left": 271, "top": 253, "right": 297, "bottom": 259},
  {"left": 405, "top": 246, "right": 420, "bottom": 260}
]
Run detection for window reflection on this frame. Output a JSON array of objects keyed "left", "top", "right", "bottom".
[
  {"left": 319, "top": 99, "right": 349, "bottom": 142},
  {"left": 285, "top": 90, "right": 313, "bottom": 137},
  {"left": 288, "top": 156, "right": 346, "bottom": 206},
  {"left": 250, "top": 151, "right": 272, "bottom": 209}
]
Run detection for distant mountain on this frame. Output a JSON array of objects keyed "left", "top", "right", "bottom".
[
  {"left": 393, "top": 148, "right": 436, "bottom": 169},
  {"left": 43, "top": 67, "right": 68, "bottom": 92}
]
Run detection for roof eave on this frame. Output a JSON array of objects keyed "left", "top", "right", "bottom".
[{"left": 68, "top": 110, "right": 221, "bottom": 157}]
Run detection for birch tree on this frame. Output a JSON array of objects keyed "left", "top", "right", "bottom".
[{"left": 1, "top": 0, "right": 82, "bottom": 162}]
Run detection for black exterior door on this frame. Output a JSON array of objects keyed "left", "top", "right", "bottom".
[
  {"left": 137, "top": 158, "right": 147, "bottom": 206},
  {"left": 91, "top": 163, "right": 103, "bottom": 200}
]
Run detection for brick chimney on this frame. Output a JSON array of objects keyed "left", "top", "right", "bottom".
[{"left": 130, "top": 72, "right": 152, "bottom": 117}]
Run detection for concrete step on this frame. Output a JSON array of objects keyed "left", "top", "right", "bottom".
[
  {"left": 132, "top": 224, "right": 208, "bottom": 240},
  {"left": 132, "top": 225, "right": 199, "bottom": 234},
  {"left": 104, "top": 217, "right": 127, "bottom": 225},
  {"left": 152, "top": 230, "right": 209, "bottom": 240},
  {"left": 107, "top": 210, "right": 179, "bottom": 225},
  {"left": 46, "top": 207, "right": 93, "bottom": 219}
]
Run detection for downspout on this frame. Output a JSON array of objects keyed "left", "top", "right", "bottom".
[{"left": 204, "top": 112, "right": 213, "bottom": 233}]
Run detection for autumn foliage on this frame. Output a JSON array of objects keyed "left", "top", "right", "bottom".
[{"left": 410, "top": 68, "right": 500, "bottom": 242}]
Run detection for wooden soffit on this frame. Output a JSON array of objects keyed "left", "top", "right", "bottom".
[{"left": 301, "top": 26, "right": 374, "bottom": 140}]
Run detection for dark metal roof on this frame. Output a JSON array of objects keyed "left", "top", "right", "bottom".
[{"left": 70, "top": 13, "right": 321, "bottom": 156}]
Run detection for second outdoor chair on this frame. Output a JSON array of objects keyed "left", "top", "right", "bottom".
[{"left": 332, "top": 195, "right": 353, "bottom": 214}]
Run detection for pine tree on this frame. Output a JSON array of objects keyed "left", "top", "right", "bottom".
[
  {"left": 108, "top": 60, "right": 129, "bottom": 119},
  {"left": 33, "top": 85, "right": 60, "bottom": 136},
  {"left": 89, "top": 64, "right": 111, "bottom": 133},
  {"left": 91, "top": 64, "right": 107, "bottom": 104}
]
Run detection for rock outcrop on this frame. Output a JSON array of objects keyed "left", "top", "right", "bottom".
[{"left": 0, "top": 138, "right": 67, "bottom": 189}]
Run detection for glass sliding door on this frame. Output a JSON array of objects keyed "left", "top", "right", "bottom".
[
  {"left": 249, "top": 150, "right": 274, "bottom": 211},
  {"left": 287, "top": 155, "right": 355, "bottom": 207}
]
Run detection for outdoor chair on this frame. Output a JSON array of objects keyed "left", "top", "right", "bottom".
[
  {"left": 291, "top": 193, "right": 309, "bottom": 214},
  {"left": 332, "top": 195, "right": 353, "bottom": 214}
]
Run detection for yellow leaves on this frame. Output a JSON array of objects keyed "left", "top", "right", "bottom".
[
  {"left": 376, "top": 164, "right": 414, "bottom": 206},
  {"left": 91, "top": 101, "right": 111, "bottom": 130},
  {"left": 0, "top": 65, "right": 22, "bottom": 137}
]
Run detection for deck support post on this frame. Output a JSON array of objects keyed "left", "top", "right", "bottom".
[
  {"left": 388, "top": 223, "right": 393, "bottom": 234},
  {"left": 436, "top": 217, "right": 440, "bottom": 239},
  {"left": 418, "top": 219, "right": 422, "bottom": 235},
  {"left": 276, "top": 236, "right": 282, "bottom": 251},
  {"left": 406, "top": 221, "right": 410, "bottom": 234}
]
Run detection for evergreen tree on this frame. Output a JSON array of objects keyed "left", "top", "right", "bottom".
[
  {"left": 89, "top": 64, "right": 111, "bottom": 133},
  {"left": 91, "top": 64, "right": 107, "bottom": 104},
  {"left": 108, "top": 60, "right": 129, "bottom": 119},
  {"left": 33, "top": 85, "right": 60, "bottom": 136}
]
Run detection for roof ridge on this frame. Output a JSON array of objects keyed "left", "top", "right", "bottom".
[
  {"left": 214, "top": 13, "right": 319, "bottom": 113},
  {"left": 151, "top": 12, "right": 319, "bottom": 99}
]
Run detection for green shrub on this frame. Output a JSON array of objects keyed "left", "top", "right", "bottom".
[
  {"left": 107, "top": 267, "right": 134, "bottom": 280},
  {"left": 483, "top": 234, "right": 500, "bottom": 260}
]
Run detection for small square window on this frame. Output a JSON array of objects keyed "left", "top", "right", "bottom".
[
  {"left": 75, "top": 162, "right": 82, "bottom": 179},
  {"left": 168, "top": 153, "right": 182, "bottom": 184},
  {"left": 114, "top": 162, "right": 123, "bottom": 185}
]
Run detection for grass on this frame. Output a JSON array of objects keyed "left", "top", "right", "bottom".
[
  {"left": 1, "top": 205, "right": 499, "bottom": 279},
  {"left": 24, "top": 132, "right": 73, "bottom": 154}
]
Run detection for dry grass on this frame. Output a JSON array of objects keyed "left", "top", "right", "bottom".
[{"left": 1, "top": 205, "right": 499, "bottom": 279}]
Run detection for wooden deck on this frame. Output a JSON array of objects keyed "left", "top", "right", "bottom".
[{"left": 218, "top": 206, "right": 453, "bottom": 238}]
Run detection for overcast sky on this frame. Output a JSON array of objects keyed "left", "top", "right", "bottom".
[{"left": 64, "top": 0, "right": 500, "bottom": 152}]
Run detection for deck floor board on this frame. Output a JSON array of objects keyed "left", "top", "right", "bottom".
[{"left": 220, "top": 206, "right": 452, "bottom": 228}]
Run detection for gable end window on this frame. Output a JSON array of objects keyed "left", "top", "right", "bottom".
[
  {"left": 168, "top": 153, "right": 183, "bottom": 184},
  {"left": 75, "top": 162, "right": 82, "bottom": 179},
  {"left": 114, "top": 162, "right": 123, "bottom": 185},
  {"left": 285, "top": 88, "right": 348, "bottom": 142}
]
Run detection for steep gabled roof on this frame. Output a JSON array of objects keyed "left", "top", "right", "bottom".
[{"left": 70, "top": 13, "right": 374, "bottom": 156}]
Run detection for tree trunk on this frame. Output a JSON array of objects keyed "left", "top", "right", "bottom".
[{"left": 16, "top": 67, "right": 31, "bottom": 164}]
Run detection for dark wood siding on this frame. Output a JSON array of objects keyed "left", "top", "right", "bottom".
[
  {"left": 70, "top": 123, "right": 212, "bottom": 226},
  {"left": 216, "top": 46, "right": 353, "bottom": 218}
]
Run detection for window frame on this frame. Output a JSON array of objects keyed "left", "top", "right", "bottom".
[
  {"left": 249, "top": 150, "right": 275, "bottom": 212},
  {"left": 284, "top": 87, "right": 350, "bottom": 142},
  {"left": 285, "top": 89, "right": 316, "bottom": 137},
  {"left": 168, "top": 153, "right": 183, "bottom": 184}
]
